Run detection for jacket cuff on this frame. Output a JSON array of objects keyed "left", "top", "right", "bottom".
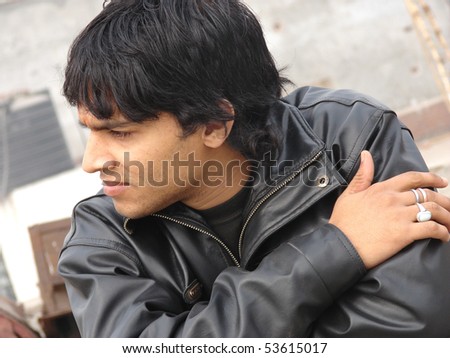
[{"left": 287, "top": 224, "right": 366, "bottom": 299}]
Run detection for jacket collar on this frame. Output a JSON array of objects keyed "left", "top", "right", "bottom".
[
  {"left": 147, "top": 99, "right": 345, "bottom": 266},
  {"left": 237, "top": 100, "right": 346, "bottom": 266}
]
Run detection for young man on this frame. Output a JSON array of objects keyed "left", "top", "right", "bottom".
[{"left": 58, "top": 0, "right": 450, "bottom": 337}]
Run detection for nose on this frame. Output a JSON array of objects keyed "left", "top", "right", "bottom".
[{"left": 82, "top": 133, "right": 111, "bottom": 174}]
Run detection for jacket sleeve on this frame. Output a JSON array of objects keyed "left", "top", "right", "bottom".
[
  {"left": 311, "top": 110, "right": 450, "bottom": 337},
  {"left": 59, "top": 219, "right": 365, "bottom": 337}
]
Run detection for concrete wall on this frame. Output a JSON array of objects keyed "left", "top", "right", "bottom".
[
  {"left": 1, "top": 0, "right": 449, "bottom": 111},
  {"left": 245, "top": 0, "right": 449, "bottom": 110}
]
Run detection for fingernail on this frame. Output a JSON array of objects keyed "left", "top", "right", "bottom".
[
  {"left": 360, "top": 151, "right": 366, "bottom": 164},
  {"left": 441, "top": 177, "right": 449, "bottom": 186}
]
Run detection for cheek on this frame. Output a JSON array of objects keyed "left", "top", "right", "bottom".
[
  {"left": 129, "top": 147, "right": 177, "bottom": 188},
  {"left": 147, "top": 160, "right": 172, "bottom": 187},
  {"left": 124, "top": 134, "right": 202, "bottom": 187}
]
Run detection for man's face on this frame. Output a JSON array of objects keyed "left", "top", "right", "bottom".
[{"left": 78, "top": 108, "right": 207, "bottom": 218}]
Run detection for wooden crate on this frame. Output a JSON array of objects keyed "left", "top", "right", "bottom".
[{"left": 29, "top": 218, "right": 79, "bottom": 337}]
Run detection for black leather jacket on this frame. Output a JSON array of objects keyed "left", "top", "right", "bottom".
[{"left": 58, "top": 86, "right": 450, "bottom": 337}]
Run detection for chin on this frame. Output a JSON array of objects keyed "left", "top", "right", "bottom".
[
  {"left": 112, "top": 200, "right": 166, "bottom": 219},
  {"left": 112, "top": 202, "right": 147, "bottom": 219}
]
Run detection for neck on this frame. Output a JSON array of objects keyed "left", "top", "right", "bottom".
[{"left": 182, "top": 146, "right": 249, "bottom": 211}]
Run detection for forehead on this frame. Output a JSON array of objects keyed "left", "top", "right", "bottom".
[{"left": 78, "top": 107, "right": 132, "bottom": 130}]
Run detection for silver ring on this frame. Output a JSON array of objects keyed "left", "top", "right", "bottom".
[
  {"left": 417, "top": 188, "right": 427, "bottom": 202},
  {"left": 411, "top": 189, "right": 420, "bottom": 203},
  {"left": 416, "top": 203, "right": 432, "bottom": 222}
]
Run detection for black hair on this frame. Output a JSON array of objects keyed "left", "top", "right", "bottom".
[{"left": 63, "top": 0, "right": 290, "bottom": 159}]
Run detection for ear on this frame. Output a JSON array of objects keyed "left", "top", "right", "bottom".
[
  {"left": 202, "top": 120, "right": 234, "bottom": 149},
  {"left": 202, "top": 99, "right": 235, "bottom": 149}
]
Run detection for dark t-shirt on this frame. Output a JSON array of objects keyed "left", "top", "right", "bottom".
[{"left": 197, "top": 185, "right": 250, "bottom": 258}]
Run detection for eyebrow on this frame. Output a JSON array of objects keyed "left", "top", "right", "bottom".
[{"left": 78, "top": 119, "right": 131, "bottom": 131}]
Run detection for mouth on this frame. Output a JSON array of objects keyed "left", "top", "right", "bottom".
[
  {"left": 101, "top": 180, "right": 130, "bottom": 197},
  {"left": 102, "top": 180, "right": 129, "bottom": 187}
]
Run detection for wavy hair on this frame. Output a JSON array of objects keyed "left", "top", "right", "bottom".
[{"left": 63, "top": 0, "right": 290, "bottom": 159}]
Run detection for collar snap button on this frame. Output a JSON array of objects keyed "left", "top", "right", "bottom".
[
  {"left": 316, "top": 175, "right": 330, "bottom": 188},
  {"left": 183, "top": 280, "right": 203, "bottom": 305}
]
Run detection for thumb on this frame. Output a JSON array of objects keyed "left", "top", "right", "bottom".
[{"left": 345, "top": 150, "right": 374, "bottom": 195}]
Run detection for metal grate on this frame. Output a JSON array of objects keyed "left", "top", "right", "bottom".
[
  {"left": 0, "top": 91, "right": 74, "bottom": 199},
  {"left": 0, "top": 250, "right": 15, "bottom": 300}
]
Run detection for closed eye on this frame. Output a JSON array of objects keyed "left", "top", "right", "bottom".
[{"left": 109, "top": 130, "right": 132, "bottom": 139}]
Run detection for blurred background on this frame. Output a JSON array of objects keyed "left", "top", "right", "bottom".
[{"left": 0, "top": 0, "right": 449, "bottom": 337}]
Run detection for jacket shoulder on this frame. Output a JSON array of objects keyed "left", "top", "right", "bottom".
[
  {"left": 282, "top": 86, "right": 392, "bottom": 112},
  {"left": 282, "top": 86, "right": 400, "bottom": 131},
  {"left": 279, "top": 86, "right": 414, "bottom": 183},
  {"left": 62, "top": 192, "right": 131, "bottom": 248},
  {"left": 280, "top": 86, "right": 404, "bottom": 149}
]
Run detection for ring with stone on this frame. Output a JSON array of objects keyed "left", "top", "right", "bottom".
[
  {"left": 411, "top": 189, "right": 420, "bottom": 203},
  {"left": 416, "top": 203, "right": 432, "bottom": 222}
]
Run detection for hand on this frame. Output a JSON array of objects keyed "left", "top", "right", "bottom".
[
  {"left": 329, "top": 150, "right": 450, "bottom": 269},
  {"left": 0, "top": 315, "right": 38, "bottom": 338},
  {"left": 0, "top": 316, "right": 17, "bottom": 338}
]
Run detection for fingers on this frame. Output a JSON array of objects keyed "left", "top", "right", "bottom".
[
  {"left": 418, "top": 188, "right": 450, "bottom": 212},
  {"left": 409, "top": 202, "right": 450, "bottom": 231},
  {"left": 383, "top": 171, "right": 448, "bottom": 192},
  {"left": 329, "top": 152, "right": 450, "bottom": 268},
  {"left": 411, "top": 220, "right": 450, "bottom": 242},
  {"left": 400, "top": 187, "right": 450, "bottom": 242},
  {"left": 343, "top": 150, "right": 374, "bottom": 195},
  {"left": 407, "top": 201, "right": 450, "bottom": 241},
  {"left": 401, "top": 188, "right": 450, "bottom": 212}
]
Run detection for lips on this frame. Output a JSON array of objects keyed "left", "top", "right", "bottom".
[
  {"left": 102, "top": 180, "right": 126, "bottom": 186},
  {"left": 102, "top": 180, "right": 129, "bottom": 197}
]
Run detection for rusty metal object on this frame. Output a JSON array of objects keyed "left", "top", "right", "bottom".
[{"left": 0, "top": 296, "right": 40, "bottom": 338}]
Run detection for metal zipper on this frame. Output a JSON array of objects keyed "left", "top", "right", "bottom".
[
  {"left": 151, "top": 213, "right": 241, "bottom": 267},
  {"left": 238, "top": 150, "right": 323, "bottom": 259},
  {"left": 152, "top": 150, "right": 323, "bottom": 268}
]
